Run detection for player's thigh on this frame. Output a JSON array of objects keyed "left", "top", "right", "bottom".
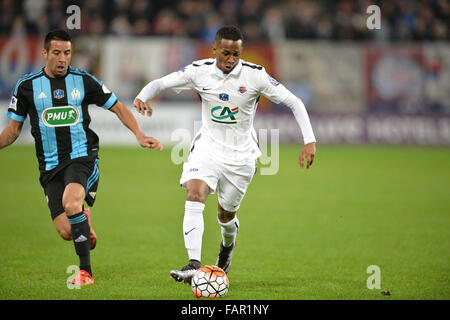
[
  {"left": 62, "top": 183, "right": 85, "bottom": 214},
  {"left": 44, "top": 171, "right": 66, "bottom": 220},
  {"left": 217, "top": 161, "right": 256, "bottom": 212},
  {"left": 63, "top": 158, "right": 100, "bottom": 211},
  {"left": 45, "top": 176, "right": 71, "bottom": 239},
  {"left": 180, "top": 152, "right": 219, "bottom": 195}
]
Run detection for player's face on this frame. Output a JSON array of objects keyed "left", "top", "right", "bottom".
[
  {"left": 213, "top": 38, "right": 242, "bottom": 74},
  {"left": 43, "top": 40, "right": 72, "bottom": 78}
]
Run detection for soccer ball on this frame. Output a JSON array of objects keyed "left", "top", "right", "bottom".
[{"left": 191, "top": 265, "right": 229, "bottom": 298}]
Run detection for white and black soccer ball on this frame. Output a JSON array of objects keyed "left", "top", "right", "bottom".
[{"left": 191, "top": 265, "right": 229, "bottom": 298}]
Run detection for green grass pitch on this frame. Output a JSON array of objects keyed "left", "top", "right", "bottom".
[{"left": 0, "top": 144, "right": 449, "bottom": 300}]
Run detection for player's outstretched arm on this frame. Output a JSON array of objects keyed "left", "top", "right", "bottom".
[
  {"left": 134, "top": 78, "right": 164, "bottom": 117},
  {"left": 134, "top": 68, "right": 193, "bottom": 117},
  {"left": 110, "top": 101, "right": 162, "bottom": 151},
  {"left": 0, "top": 119, "right": 23, "bottom": 149},
  {"left": 299, "top": 142, "right": 316, "bottom": 169}
]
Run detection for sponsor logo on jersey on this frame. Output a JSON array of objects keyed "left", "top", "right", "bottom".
[
  {"left": 219, "top": 93, "right": 229, "bottom": 101},
  {"left": 268, "top": 75, "right": 279, "bottom": 86},
  {"left": 238, "top": 86, "right": 247, "bottom": 94},
  {"left": 9, "top": 96, "right": 17, "bottom": 111},
  {"left": 211, "top": 106, "right": 239, "bottom": 124},
  {"left": 102, "top": 84, "right": 111, "bottom": 94},
  {"left": 42, "top": 106, "right": 80, "bottom": 127},
  {"left": 53, "top": 89, "right": 65, "bottom": 99}
]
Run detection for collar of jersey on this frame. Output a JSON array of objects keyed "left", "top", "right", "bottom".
[
  {"left": 42, "top": 66, "right": 71, "bottom": 79},
  {"left": 214, "top": 59, "right": 242, "bottom": 78}
]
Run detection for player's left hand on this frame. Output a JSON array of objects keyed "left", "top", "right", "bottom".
[
  {"left": 138, "top": 135, "right": 163, "bottom": 151},
  {"left": 299, "top": 142, "right": 316, "bottom": 169}
]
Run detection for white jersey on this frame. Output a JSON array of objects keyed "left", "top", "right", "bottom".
[{"left": 137, "top": 58, "right": 316, "bottom": 165}]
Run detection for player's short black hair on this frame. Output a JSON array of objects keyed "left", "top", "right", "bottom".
[
  {"left": 215, "top": 26, "right": 243, "bottom": 43},
  {"left": 44, "top": 30, "right": 72, "bottom": 51}
]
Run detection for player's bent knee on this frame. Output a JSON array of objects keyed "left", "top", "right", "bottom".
[
  {"left": 218, "top": 206, "right": 236, "bottom": 223},
  {"left": 62, "top": 183, "right": 85, "bottom": 215},
  {"left": 63, "top": 200, "right": 83, "bottom": 215},
  {"left": 186, "top": 190, "right": 207, "bottom": 204}
]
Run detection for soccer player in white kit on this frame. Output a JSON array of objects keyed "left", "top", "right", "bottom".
[{"left": 134, "top": 26, "right": 316, "bottom": 283}]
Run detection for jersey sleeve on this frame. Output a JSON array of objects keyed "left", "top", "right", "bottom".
[
  {"left": 7, "top": 83, "right": 28, "bottom": 122},
  {"left": 136, "top": 64, "right": 196, "bottom": 101},
  {"left": 258, "top": 67, "right": 316, "bottom": 144},
  {"left": 257, "top": 67, "right": 291, "bottom": 104},
  {"left": 160, "top": 64, "right": 195, "bottom": 93},
  {"left": 83, "top": 74, "right": 118, "bottom": 110}
]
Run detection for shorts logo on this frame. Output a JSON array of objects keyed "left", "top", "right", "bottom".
[
  {"left": 238, "top": 86, "right": 247, "bottom": 94},
  {"left": 211, "top": 106, "right": 239, "bottom": 124},
  {"left": 42, "top": 106, "right": 80, "bottom": 127},
  {"left": 53, "top": 89, "right": 65, "bottom": 99},
  {"left": 219, "top": 93, "right": 229, "bottom": 101}
]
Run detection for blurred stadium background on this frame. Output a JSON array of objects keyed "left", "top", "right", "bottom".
[{"left": 0, "top": 0, "right": 449, "bottom": 147}]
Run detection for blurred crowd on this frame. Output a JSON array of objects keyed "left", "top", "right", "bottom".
[{"left": 1, "top": 0, "right": 448, "bottom": 42}]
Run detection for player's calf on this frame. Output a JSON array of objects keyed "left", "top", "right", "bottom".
[
  {"left": 216, "top": 214, "right": 239, "bottom": 274},
  {"left": 53, "top": 213, "right": 72, "bottom": 241}
]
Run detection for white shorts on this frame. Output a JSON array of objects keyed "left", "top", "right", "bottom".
[{"left": 180, "top": 151, "right": 257, "bottom": 212}]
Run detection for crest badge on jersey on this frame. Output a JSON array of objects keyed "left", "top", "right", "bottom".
[
  {"left": 71, "top": 88, "right": 81, "bottom": 101},
  {"left": 219, "top": 93, "right": 229, "bottom": 101},
  {"left": 53, "top": 89, "right": 64, "bottom": 99},
  {"left": 238, "top": 86, "right": 247, "bottom": 94}
]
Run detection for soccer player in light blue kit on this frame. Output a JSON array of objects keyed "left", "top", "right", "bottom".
[{"left": 0, "top": 30, "right": 162, "bottom": 286}]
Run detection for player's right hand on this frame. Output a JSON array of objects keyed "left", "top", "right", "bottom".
[
  {"left": 134, "top": 98, "right": 152, "bottom": 117},
  {"left": 138, "top": 136, "right": 163, "bottom": 151},
  {"left": 299, "top": 142, "right": 316, "bottom": 169}
]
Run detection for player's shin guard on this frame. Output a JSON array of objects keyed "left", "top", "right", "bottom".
[
  {"left": 218, "top": 216, "right": 239, "bottom": 248},
  {"left": 183, "top": 201, "right": 205, "bottom": 263},
  {"left": 68, "top": 212, "right": 92, "bottom": 275}
]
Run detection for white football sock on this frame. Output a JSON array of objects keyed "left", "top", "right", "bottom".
[
  {"left": 183, "top": 201, "right": 205, "bottom": 262},
  {"left": 218, "top": 216, "right": 239, "bottom": 248}
]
